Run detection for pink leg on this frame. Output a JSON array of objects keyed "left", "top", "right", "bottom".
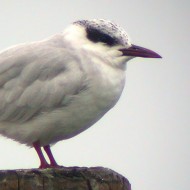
[
  {"left": 43, "top": 145, "right": 61, "bottom": 168},
  {"left": 33, "top": 141, "right": 50, "bottom": 169}
]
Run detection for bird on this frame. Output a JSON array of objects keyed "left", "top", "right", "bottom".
[{"left": 0, "top": 19, "right": 161, "bottom": 169}]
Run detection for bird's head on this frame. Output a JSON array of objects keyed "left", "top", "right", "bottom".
[{"left": 63, "top": 19, "right": 161, "bottom": 69}]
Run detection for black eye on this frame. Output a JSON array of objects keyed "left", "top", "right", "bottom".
[{"left": 86, "top": 27, "right": 118, "bottom": 46}]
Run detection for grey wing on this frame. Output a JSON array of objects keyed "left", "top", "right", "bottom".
[{"left": 0, "top": 40, "right": 86, "bottom": 123}]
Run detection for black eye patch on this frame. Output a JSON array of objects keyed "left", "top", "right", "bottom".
[{"left": 86, "top": 27, "right": 119, "bottom": 46}]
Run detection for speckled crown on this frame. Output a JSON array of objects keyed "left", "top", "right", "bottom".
[{"left": 73, "top": 19, "right": 130, "bottom": 46}]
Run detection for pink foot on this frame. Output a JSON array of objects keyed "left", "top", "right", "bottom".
[{"left": 33, "top": 141, "right": 50, "bottom": 169}]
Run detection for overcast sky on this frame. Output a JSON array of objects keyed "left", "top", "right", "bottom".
[{"left": 0, "top": 1, "right": 189, "bottom": 190}]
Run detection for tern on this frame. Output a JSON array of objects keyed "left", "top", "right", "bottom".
[{"left": 0, "top": 19, "right": 161, "bottom": 168}]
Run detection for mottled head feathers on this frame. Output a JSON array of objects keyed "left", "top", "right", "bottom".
[{"left": 74, "top": 19, "right": 130, "bottom": 47}]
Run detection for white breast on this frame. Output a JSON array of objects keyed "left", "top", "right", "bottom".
[
  {"left": 0, "top": 50, "right": 126, "bottom": 146},
  {"left": 38, "top": 59, "right": 126, "bottom": 145}
]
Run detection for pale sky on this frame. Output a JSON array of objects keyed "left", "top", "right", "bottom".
[{"left": 0, "top": 1, "right": 189, "bottom": 190}]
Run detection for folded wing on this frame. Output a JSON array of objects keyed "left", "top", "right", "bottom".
[{"left": 0, "top": 39, "right": 86, "bottom": 123}]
